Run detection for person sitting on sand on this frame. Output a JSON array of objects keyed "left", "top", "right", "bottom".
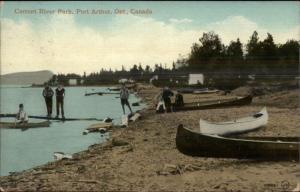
[
  {"left": 16, "top": 104, "right": 28, "bottom": 124},
  {"left": 120, "top": 83, "right": 133, "bottom": 115}
]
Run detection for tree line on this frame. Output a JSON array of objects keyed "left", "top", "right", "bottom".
[
  {"left": 186, "top": 30, "right": 299, "bottom": 76},
  {"left": 47, "top": 30, "right": 299, "bottom": 88}
]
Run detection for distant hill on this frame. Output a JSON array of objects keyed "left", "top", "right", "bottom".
[{"left": 0, "top": 70, "right": 54, "bottom": 85}]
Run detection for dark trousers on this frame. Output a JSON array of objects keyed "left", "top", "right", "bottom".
[
  {"left": 45, "top": 98, "right": 53, "bottom": 116},
  {"left": 56, "top": 97, "right": 64, "bottom": 117},
  {"left": 163, "top": 97, "right": 172, "bottom": 112}
]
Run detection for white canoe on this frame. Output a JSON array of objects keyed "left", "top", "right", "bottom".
[{"left": 199, "top": 107, "right": 268, "bottom": 136}]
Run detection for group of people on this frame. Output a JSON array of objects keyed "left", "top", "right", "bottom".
[
  {"left": 15, "top": 83, "right": 134, "bottom": 124},
  {"left": 42, "top": 84, "right": 65, "bottom": 119},
  {"left": 156, "top": 87, "right": 184, "bottom": 113},
  {"left": 15, "top": 84, "right": 65, "bottom": 123}
]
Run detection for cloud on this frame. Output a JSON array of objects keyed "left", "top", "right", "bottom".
[
  {"left": 169, "top": 18, "right": 193, "bottom": 24},
  {"left": 1, "top": 15, "right": 201, "bottom": 74},
  {"left": 204, "top": 15, "right": 299, "bottom": 45},
  {"left": 1, "top": 15, "right": 298, "bottom": 75},
  {"left": 204, "top": 16, "right": 268, "bottom": 45}
]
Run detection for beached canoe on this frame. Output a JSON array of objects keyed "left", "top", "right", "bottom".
[
  {"left": 193, "top": 89, "right": 219, "bottom": 94},
  {"left": 176, "top": 124, "right": 299, "bottom": 160},
  {"left": 87, "top": 122, "right": 113, "bottom": 129},
  {"left": 199, "top": 107, "right": 268, "bottom": 136},
  {"left": 177, "top": 88, "right": 209, "bottom": 94},
  {"left": 172, "top": 95, "right": 252, "bottom": 112},
  {"left": 0, "top": 121, "right": 50, "bottom": 129}
]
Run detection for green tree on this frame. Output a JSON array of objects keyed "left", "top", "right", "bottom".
[
  {"left": 246, "top": 31, "right": 260, "bottom": 59},
  {"left": 261, "top": 33, "right": 278, "bottom": 59},
  {"left": 188, "top": 31, "right": 224, "bottom": 71},
  {"left": 227, "top": 38, "right": 243, "bottom": 59}
]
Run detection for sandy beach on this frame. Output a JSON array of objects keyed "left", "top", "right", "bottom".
[{"left": 0, "top": 84, "right": 299, "bottom": 192}]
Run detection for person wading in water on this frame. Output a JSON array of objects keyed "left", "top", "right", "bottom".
[
  {"left": 55, "top": 84, "right": 65, "bottom": 119},
  {"left": 120, "top": 83, "right": 133, "bottom": 115},
  {"left": 42, "top": 85, "right": 54, "bottom": 118}
]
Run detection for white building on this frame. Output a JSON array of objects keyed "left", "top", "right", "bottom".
[
  {"left": 188, "top": 74, "right": 204, "bottom": 85},
  {"left": 68, "top": 79, "right": 77, "bottom": 86}
]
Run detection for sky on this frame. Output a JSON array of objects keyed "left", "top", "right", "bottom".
[{"left": 1, "top": 1, "right": 299, "bottom": 75}]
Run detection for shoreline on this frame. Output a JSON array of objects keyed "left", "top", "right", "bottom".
[{"left": 0, "top": 84, "right": 299, "bottom": 191}]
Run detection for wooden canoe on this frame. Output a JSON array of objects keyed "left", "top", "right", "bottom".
[
  {"left": 172, "top": 95, "right": 252, "bottom": 112},
  {"left": 87, "top": 122, "right": 113, "bottom": 130},
  {"left": 176, "top": 124, "right": 299, "bottom": 161},
  {"left": 0, "top": 114, "right": 103, "bottom": 121},
  {"left": 199, "top": 107, "right": 268, "bottom": 136},
  {"left": 193, "top": 89, "right": 219, "bottom": 94},
  {"left": 0, "top": 121, "right": 50, "bottom": 129}
]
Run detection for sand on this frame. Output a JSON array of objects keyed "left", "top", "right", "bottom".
[{"left": 0, "top": 84, "right": 299, "bottom": 192}]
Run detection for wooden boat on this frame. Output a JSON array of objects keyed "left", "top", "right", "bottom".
[
  {"left": 193, "top": 89, "right": 219, "bottom": 94},
  {"left": 107, "top": 87, "right": 121, "bottom": 91},
  {"left": 199, "top": 107, "right": 268, "bottom": 135},
  {"left": 0, "top": 114, "right": 103, "bottom": 121},
  {"left": 177, "top": 88, "right": 208, "bottom": 94},
  {"left": 87, "top": 122, "right": 113, "bottom": 129},
  {"left": 85, "top": 91, "right": 119, "bottom": 96},
  {"left": 176, "top": 124, "right": 299, "bottom": 161},
  {"left": 172, "top": 95, "right": 252, "bottom": 112},
  {"left": 0, "top": 121, "right": 50, "bottom": 129}
]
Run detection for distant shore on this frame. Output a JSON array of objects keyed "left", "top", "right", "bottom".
[{"left": 0, "top": 83, "right": 299, "bottom": 191}]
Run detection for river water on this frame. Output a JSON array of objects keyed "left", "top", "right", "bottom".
[{"left": 0, "top": 86, "right": 145, "bottom": 176}]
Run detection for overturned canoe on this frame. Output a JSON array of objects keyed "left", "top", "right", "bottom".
[
  {"left": 200, "top": 107, "right": 268, "bottom": 136},
  {"left": 173, "top": 95, "right": 252, "bottom": 112},
  {"left": 176, "top": 124, "right": 299, "bottom": 161},
  {"left": 0, "top": 121, "right": 50, "bottom": 129}
]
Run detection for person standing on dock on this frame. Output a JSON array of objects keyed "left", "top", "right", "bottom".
[
  {"left": 42, "top": 85, "right": 54, "bottom": 118},
  {"left": 120, "top": 83, "right": 133, "bottom": 115},
  {"left": 55, "top": 84, "right": 65, "bottom": 119}
]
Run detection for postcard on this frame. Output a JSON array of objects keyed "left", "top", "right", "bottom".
[{"left": 0, "top": 1, "right": 299, "bottom": 192}]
